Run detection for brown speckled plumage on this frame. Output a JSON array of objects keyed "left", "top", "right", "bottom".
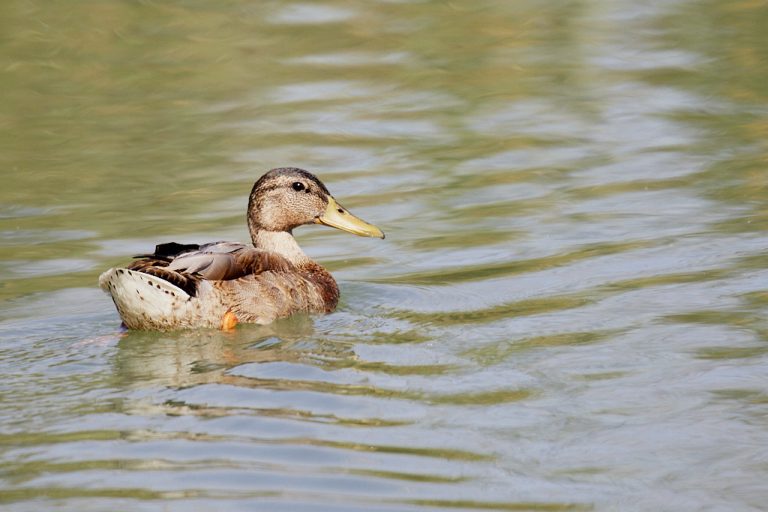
[{"left": 99, "top": 168, "right": 383, "bottom": 330}]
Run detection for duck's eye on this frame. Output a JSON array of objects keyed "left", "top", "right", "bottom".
[{"left": 292, "top": 182, "right": 305, "bottom": 192}]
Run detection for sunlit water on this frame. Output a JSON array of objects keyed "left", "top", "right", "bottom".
[{"left": 2, "top": 1, "right": 768, "bottom": 510}]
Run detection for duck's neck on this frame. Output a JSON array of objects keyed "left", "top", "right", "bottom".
[{"left": 252, "top": 230, "right": 312, "bottom": 267}]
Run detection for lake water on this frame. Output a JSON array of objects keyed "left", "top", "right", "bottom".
[{"left": 2, "top": 1, "right": 768, "bottom": 510}]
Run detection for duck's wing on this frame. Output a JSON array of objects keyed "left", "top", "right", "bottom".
[
  {"left": 165, "top": 241, "right": 250, "bottom": 281},
  {"left": 129, "top": 241, "right": 295, "bottom": 282}
]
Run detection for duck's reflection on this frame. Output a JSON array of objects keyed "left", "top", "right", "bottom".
[{"left": 111, "top": 315, "right": 324, "bottom": 389}]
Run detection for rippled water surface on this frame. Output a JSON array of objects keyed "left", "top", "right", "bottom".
[{"left": 3, "top": 1, "right": 768, "bottom": 510}]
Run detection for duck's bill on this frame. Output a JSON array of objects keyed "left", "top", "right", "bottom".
[{"left": 315, "top": 196, "right": 385, "bottom": 239}]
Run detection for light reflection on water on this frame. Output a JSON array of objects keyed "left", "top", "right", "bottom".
[{"left": 2, "top": 0, "right": 768, "bottom": 510}]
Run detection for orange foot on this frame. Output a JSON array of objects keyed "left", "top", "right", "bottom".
[{"left": 221, "top": 310, "right": 238, "bottom": 330}]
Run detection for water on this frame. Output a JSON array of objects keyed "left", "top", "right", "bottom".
[{"left": 2, "top": 0, "right": 768, "bottom": 510}]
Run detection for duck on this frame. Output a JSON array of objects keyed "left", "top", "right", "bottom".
[{"left": 99, "top": 167, "right": 384, "bottom": 330}]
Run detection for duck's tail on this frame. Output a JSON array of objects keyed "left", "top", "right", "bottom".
[{"left": 99, "top": 268, "right": 193, "bottom": 330}]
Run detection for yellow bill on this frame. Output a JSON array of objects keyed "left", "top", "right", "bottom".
[{"left": 315, "top": 196, "right": 385, "bottom": 239}]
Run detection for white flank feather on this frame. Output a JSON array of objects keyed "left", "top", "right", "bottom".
[{"left": 99, "top": 268, "right": 195, "bottom": 329}]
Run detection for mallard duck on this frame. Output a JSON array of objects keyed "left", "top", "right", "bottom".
[{"left": 99, "top": 167, "right": 384, "bottom": 330}]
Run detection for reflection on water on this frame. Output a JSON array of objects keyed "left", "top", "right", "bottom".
[{"left": 2, "top": 0, "right": 768, "bottom": 510}]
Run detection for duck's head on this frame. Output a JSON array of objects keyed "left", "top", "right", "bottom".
[{"left": 247, "top": 167, "right": 384, "bottom": 239}]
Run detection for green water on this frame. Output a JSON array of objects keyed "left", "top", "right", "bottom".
[{"left": 2, "top": 0, "right": 768, "bottom": 510}]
